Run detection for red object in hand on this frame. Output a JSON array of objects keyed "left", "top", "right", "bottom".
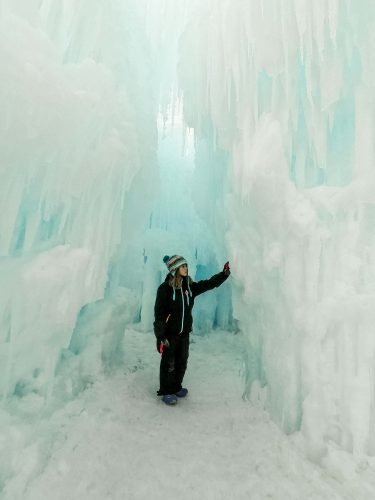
[
  {"left": 223, "top": 261, "right": 230, "bottom": 275},
  {"left": 157, "top": 338, "right": 169, "bottom": 354},
  {"left": 157, "top": 339, "right": 164, "bottom": 354}
]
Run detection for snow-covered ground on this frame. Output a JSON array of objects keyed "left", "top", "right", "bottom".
[{"left": 2, "top": 329, "right": 375, "bottom": 500}]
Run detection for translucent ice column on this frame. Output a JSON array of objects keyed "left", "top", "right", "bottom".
[
  {"left": 179, "top": 0, "right": 375, "bottom": 457},
  {"left": 0, "top": 0, "right": 157, "bottom": 401}
]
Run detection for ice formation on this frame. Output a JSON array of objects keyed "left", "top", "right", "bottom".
[
  {"left": 0, "top": 0, "right": 228, "bottom": 409},
  {"left": 1, "top": 0, "right": 375, "bottom": 478},
  {"left": 178, "top": 0, "right": 375, "bottom": 458},
  {"left": 0, "top": 0, "right": 158, "bottom": 402}
]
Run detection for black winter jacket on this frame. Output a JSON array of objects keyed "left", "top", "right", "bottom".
[{"left": 153, "top": 271, "right": 229, "bottom": 339}]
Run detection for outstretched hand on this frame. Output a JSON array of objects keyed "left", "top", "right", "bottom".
[{"left": 223, "top": 261, "right": 231, "bottom": 276}]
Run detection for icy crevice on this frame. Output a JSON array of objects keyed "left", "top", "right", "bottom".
[{"left": 1, "top": 0, "right": 375, "bottom": 465}]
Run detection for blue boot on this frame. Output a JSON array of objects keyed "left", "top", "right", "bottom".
[
  {"left": 162, "top": 394, "right": 177, "bottom": 405},
  {"left": 175, "top": 388, "right": 188, "bottom": 398}
]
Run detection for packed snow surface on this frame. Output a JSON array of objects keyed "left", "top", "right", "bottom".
[{"left": 2, "top": 329, "right": 375, "bottom": 500}]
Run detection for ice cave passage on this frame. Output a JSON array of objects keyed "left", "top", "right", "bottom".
[{"left": 2, "top": 1, "right": 375, "bottom": 497}]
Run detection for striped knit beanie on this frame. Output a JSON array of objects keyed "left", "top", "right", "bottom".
[{"left": 163, "top": 255, "right": 188, "bottom": 275}]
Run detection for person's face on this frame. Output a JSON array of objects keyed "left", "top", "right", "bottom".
[{"left": 177, "top": 263, "right": 188, "bottom": 277}]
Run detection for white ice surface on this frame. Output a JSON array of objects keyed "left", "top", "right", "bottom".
[
  {"left": 177, "top": 0, "right": 375, "bottom": 457},
  {"left": 2, "top": 329, "right": 375, "bottom": 500}
]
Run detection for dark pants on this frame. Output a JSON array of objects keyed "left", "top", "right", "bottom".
[{"left": 158, "top": 333, "right": 190, "bottom": 395}]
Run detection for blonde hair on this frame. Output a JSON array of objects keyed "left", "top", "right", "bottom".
[{"left": 168, "top": 273, "right": 192, "bottom": 289}]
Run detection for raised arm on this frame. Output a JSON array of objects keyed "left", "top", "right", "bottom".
[{"left": 190, "top": 263, "right": 230, "bottom": 298}]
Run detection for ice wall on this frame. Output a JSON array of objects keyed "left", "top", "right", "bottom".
[
  {"left": 0, "top": 0, "right": 158, "bottom": 402},
  {"left": 0, "top": 0, "right": 228, "bottom": 408},
  {"left": 178, "top": 0, "right": 375, "bottom": 458}
]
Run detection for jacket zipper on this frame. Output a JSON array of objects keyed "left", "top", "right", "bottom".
[{"left": 179, "top": 288, "right": 184, "bottom": 333}]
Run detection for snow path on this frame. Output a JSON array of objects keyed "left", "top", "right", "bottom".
[{"left": 5, "top": 329, "right": 375, "bottom": 500}]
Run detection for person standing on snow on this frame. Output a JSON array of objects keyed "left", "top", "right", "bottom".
[{"left": 153, "top": 254, "right": 231, "bottom": 405}]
